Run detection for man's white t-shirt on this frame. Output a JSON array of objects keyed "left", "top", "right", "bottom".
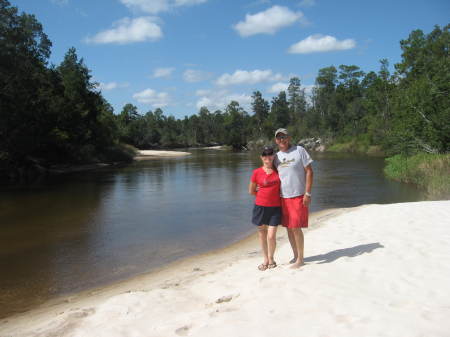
[{"left": 274, "top": 145, "right": 313, "bottom": 198}]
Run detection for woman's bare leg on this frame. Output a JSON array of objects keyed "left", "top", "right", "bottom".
[
  {"left": 267, "top": 226, "right": 278, "bottom": 264},
  {"left": 258, "top": 225, "right": 269, "bottom": 266}
]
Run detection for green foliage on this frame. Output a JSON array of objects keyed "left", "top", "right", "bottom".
[
  {"left": 251, "top": 91, "right": 269, "bottom": 138},
  {"left": 270, "top": 91, "right": 290, "bottom": 129},
  {"left": 326, "top": 134, "right": 372, "bottom": 154},
  {"left": 0, "top": 1, "right": 125, "bottom": 179},
  {"left": 389, "top": 24, "right": 450, "bottom": 154},
  {"left": 223, "top": 101, "right": 249, "bottom": 149},
  {"left": 384, "top": 153, "right": 450, "bottom": 198}
]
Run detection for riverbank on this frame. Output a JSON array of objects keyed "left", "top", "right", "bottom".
[
  {"left": 326, "top": 139, "right": 385, "bottom": 156},
  {"left": 134, "top": 149, "right": 192, "bottom": 160},
  {"left": 384, "top": 153, "right": 450, "bottom": 199},
  {"left": 1, "top": 200, "right": 449, "bottom": 337}
]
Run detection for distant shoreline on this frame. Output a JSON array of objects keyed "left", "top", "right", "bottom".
[{"left": 134, "top": 149, "right": 192, "bottom": 160}]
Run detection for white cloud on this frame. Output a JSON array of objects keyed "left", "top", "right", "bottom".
[
  {"left": 98, "top": 82, "right": 130, "bottom": 91},
  {"left": 153, "top": 67, "right": 175, "bottom": 78},
  {"left": 183, "top": 69, "right": 213, "bottom": 83},
  {"left": 174, "top": 0, "right": 207, "bottom": 6},
  {"left": 288, "top": 34, "right": 356, "bottom": 54},
  {"left": 120, "top": 0, "right": 207, "bottom": 14},
  {"left": 233, "top": 6, "right": 303, "bottom": 37},
  {"left": 268, "top": 82, "right": 289, "bottom": 93},
  {"left": 85, "top": 17, "right": 162, "bottom": 44},
  {"left": 216, "top": 69, "right": 284, "bottom": 86},
  {"left": 133, "top": 88, "right": 170, "bottom": 107},
  {"left": 298, "top": 0, "right": 315, "bottom": 8},
  {"left": 195, "top": 89, "right": 252, "bottom": 110},
  {"left": 303, "top": 84, "right": 315, "bottom": 95}
]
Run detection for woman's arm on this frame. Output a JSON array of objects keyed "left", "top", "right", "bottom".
[{"left": 248, "top": 181, "right": 257, "bottom": 196}]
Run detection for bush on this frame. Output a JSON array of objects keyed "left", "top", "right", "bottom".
[
  {"left": 99, "top": 143, "right": 137, "bottom": 163},
  {"left": 384, "top": 153, "right": 450, "bottom": 199}
]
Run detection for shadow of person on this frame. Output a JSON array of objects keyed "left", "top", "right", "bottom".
[{"left": 304, "top": 242, "right": 384, "bottom": 264}]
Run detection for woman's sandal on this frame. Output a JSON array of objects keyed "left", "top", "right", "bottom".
[
  {"left": 258, "top": 263, "right": 268, "bottom": 271},
  {"left": 267, "top": 262, "right": 277, "bottom": 269}
]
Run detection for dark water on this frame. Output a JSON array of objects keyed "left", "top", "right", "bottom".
[{"left": 0, "top": 150, "right": 424, "bottom": 317}]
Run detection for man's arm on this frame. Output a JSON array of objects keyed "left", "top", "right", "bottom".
[{"left": 303, "top": 164, "right": 313, "bottom": 206}]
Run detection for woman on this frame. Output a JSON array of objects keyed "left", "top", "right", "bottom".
[{"left": 248, "top": 145, "right": 281, "bottom": 270}]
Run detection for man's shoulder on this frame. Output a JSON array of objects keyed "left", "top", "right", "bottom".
[{"left": 295, "top": 145, "right": 311, "bottom": 156}]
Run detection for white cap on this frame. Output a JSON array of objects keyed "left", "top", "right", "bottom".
[{"left": 275, "top": 128, "right": 288, "bottom": 137}]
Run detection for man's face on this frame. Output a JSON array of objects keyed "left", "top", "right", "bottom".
[{"left": 275, "top": 133, "right": 289, "bottom": 150}]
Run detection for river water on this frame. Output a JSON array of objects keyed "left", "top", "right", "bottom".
[{"left": 0, "top": 149, "right": 424, "bottom": 317}]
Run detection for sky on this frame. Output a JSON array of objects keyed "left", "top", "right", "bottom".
[{"left": 12, "top": 0, "right": 449, "bottom": 118}]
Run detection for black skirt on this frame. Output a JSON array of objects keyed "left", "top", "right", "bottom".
[{"left": 252, "top": 204, "right": 281, "bottom": 226}]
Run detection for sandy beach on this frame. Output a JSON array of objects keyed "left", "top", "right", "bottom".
[
  {"left": 134, "top": 150, "right": 192, "bottom": 160},
  {"left": 1, "top": 200, "right": 449, "bottom": 337}
]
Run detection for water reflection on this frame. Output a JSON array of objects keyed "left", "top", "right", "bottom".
[
  {"left": 0, "top": 150, "right": 424, "bottom": 318},
  {"left": 0, "top": 180, "right": 112, "bottom": 316}
]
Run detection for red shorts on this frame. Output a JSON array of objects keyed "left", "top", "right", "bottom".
[{"left": 281, "top": 195, "right": 309, "bottom": 228}]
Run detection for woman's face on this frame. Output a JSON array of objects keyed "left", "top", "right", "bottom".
[{"left": 261, "top": 154, "right": 275, "bottom": 166}]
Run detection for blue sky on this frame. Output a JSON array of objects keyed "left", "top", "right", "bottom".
[{"left": 12, "top": 0, "right": 449, "bottom": 118}]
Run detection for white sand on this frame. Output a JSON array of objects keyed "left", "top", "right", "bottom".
[
  {"left": 135, "top": 150, "right": 191, "bottom": 159},
  {"left": 1, "top": 201, "right": 450, "bottom": 337}
]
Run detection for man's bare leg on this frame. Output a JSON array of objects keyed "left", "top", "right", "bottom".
[
  {"left": 290, "top": 228, "right": 304, "bottom": 269},
  {"left": 287, "top": 228, "right": 298, "bottom": 263}
]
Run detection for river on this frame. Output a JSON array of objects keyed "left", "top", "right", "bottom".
[{"left": 0, "top": 149, "right": 425, "bottom": 318}]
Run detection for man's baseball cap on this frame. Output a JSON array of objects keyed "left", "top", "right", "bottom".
[{"left": 275, "top": 128, "right": 289, "bottom": 137}]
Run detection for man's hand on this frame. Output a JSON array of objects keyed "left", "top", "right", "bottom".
[{"left": 303, "top": 194, "right": 311, "bottom": 207}]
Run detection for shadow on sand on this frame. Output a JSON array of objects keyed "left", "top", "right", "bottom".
[{"left": 304, "top": 242, "right": 384, "bottom": 264}]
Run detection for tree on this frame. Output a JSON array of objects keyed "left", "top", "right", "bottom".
[
  {"left": 224, "top": 101, "right": 247, "bottom": 149},
  {"left": 270, "top": 91, "right": 290, "bottom": 129},
  {"left": 251, "top": 91, "right": 269, "bottom": 137},
  {"left": 0, "top": 0, "right": 53, "bottom": 166},
  {"left": 389, "top": 24, "right": 450, "bottom": 153},
  {"left": 287, "top": 77, "right": 307, "bottom": 122},
  {"left": 55, "top": 47, "right": 109, "bottom": 161}
]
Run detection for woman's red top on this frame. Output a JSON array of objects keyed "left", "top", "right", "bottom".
[{"left": 250, "top": 167, "right": 281, "bottom": 207}]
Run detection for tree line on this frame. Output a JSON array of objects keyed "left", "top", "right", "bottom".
[
  {"left": 115, "top": 22, "right": 449, "bottom": 156},
  {"left": 1, "top": 0, "right": 448, "bottom": 181}
]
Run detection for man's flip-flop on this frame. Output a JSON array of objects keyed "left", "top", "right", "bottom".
[
  {"left": 267, "top": 262, "right": 277, "bottom": 269},
  {"left": 258, "top": 264, "right": 268, "bottom": 271}
]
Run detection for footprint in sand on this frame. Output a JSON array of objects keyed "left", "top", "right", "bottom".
[
  {"left": 175, "top": 325, "right": 191, "bottom": 336},
  {"left": 210, "top": 306, "right": 238, "bottom": 317},
  {"left": 70, "top": 308, "right": 95, "bottom": 319},
  {"left": 216, "top": 295, "right": 234, "bottom": 304}
]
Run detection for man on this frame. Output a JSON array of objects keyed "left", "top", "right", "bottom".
[{"left": 274, "top": 128, "right": 313, "bottom": 269}]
